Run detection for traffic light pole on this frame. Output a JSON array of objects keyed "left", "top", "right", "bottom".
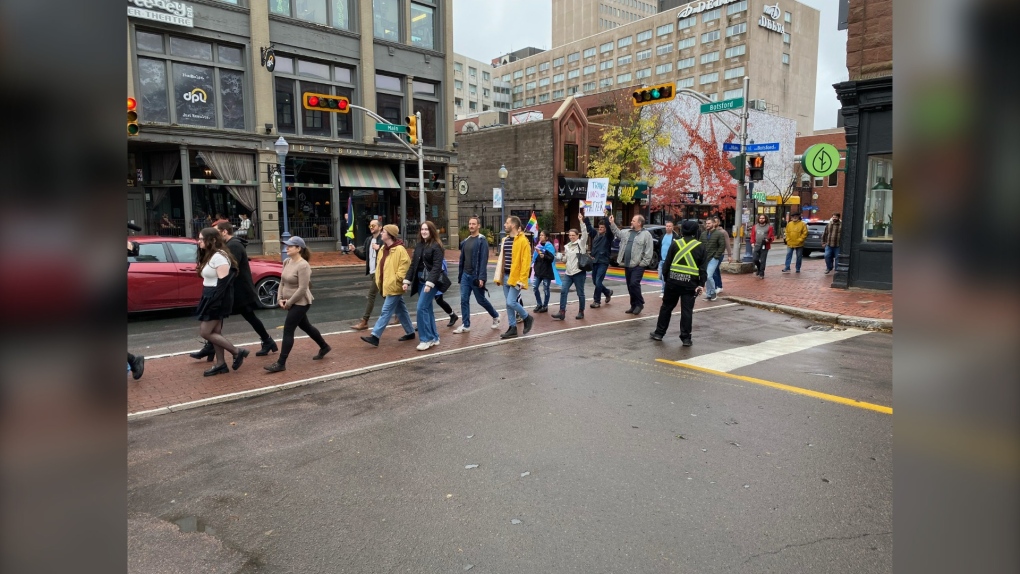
[
  {"left": 416, "top": 111, "right": 425, "bottom": 230},
  {"left": 733, "top": 76, "right": 750, "bottom": 261}
]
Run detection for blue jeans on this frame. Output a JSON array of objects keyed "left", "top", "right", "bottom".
[
  {"left": 705, "top": 257, "right": 720, "bottom": 297},
  {"left": 502, "top": 284, "right": 529, "bottom": 327},
  {"left": 416, "top": 284, "right": 439, "bottom": 343},
  {"left": 558, "top": 272, "right": 586, "bottom": 311},
  {"left": 824, "top": 246, "right": 840, "bottom": 271},
  {"left": 591, "top": 262, "right": 610, "bottom": 302},
  {"left": 713, "top": 257, "right": 723, "bottom": 289},
  {"left": 784, "top": 247, "right": 803, "bottom": 271},
  {"left": 459, "top": 274, "right": 499, "bottom": 328},
  {"left": 371, "top": 294, "right": 414, "bottom": 339},
  {"left": 534, "top": 277, "right": 551, "bottom": 307},
  {"left": 658, "top": 262, "right": 666, "bottom": 293}
]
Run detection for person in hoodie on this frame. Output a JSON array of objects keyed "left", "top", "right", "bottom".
[
  {"left": 360, "top": 225, "right": 416, "bottom": 347},
  {"left": 403, "top": 221, "right": 446, "bottom": 351},
  {"left": 749, "top": 214, "right": 775, "bottom": 279},
  {"left": 551, "top": 213, "right": 589, "bottom": 320},
  {"left": 583, "top": 212, "right": 614, "bottom": 308},
  {"left": 531, "top": 230, "right": 559, "bottom": 313},
  {"left": 650, "top": 220, "right": 708, "bottom": 347}
]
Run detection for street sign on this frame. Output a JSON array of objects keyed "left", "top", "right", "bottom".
[
  {"left": 493, "top": 188, "right": 503, "bottom": 209},
  {"left": 700, "top": 97, "right": 743, "bottom": 114},
  {"left": 752, "top": 191, "right": 767, "bottom": 202},
  {"left": 722, "top": 142, "right": 741, "bottom": 152},
  {"left": 802, "top": 143, "right": 840, "bottom": 177},
  {"left": 376, "top": 123, "right": 408, "bottom": 134},
  {"left": 746, "top": 142, "right": 780, "bottom": 152}
]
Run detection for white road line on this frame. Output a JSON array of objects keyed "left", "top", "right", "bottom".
[{"left": 677, "top": 329, "right": 868, "bottom": 373}]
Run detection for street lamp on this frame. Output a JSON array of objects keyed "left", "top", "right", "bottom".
[
  {"left": 498, "top": 164, "right": 508, "bottom": 241},
  {"left": 274, "top": 136, "right": 290, "bottom": 262}
]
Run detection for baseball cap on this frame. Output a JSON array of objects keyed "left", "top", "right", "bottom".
[{"left": 281, "top": 236, "right": 306, "bottom": 248}]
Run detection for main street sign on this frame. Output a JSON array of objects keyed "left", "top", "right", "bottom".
[
  {"left": 722, "top": 142, "right": 742, "bottom": 152},
  {"left": 376, "top": 123, "right": 408, "bottom": 134},
  {"left": 802, "top": 143, "right": 841, "bottom": 177},
  {"left": 700, "top": 97, "right": 743, "bottom": 114}
]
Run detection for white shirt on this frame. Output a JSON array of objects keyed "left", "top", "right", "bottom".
[{"left": 202, "top": 252, "right": 229, "bottom": 287}]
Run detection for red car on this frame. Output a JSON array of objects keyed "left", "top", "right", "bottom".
[{"left": 128, "top": 236, "right": 282, "bottom": 313}]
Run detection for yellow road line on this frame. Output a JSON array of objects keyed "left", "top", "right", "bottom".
[{"left": 655, "top": 359, "right": 893, "bottom": 415}]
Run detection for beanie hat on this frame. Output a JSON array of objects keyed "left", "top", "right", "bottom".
[
  {"left": 680, "top": 220, "right": 700, "bottom": 237},
  {"left": 383, "top": 224, "right": 400, "bottom": 239}
]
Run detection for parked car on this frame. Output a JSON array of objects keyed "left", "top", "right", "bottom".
[
  {"left": 128, "top": 236, "right": 282, "bottom": 312},
  {"left": 609, "top": 224, "right": 671, "bottom": 269},
  {"left": 802, "top": 220, "right": 829, "bottom": 257}
]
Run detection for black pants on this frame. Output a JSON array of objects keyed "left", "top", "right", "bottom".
[
  {"left": 279, "top": 304, "right": 328, "bottom": 365},
  {"left": 435, "top": 293, "right": 453, "bottom": 315},
  {"left": 655, "top": 283, "right": 697, "bottom": 341},
  {"left": 625, "top": 266, "right": 645, "bottom": 308},
  {"left": 239, "top": 306, "right": 272, "bottom": 341}
]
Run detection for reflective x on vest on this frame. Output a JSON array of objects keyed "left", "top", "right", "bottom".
[{"left": 670, "top": 239, "right": 701, "bottom": 276}]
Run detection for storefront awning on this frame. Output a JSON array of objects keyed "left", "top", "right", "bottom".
[
  {"left": 558, "top": 176, "right": 589, "bottom": 200},
  {"left": 611, "top": 182, "right": 647, "bottom": 203},
  {"left": 765, "top": 195, "right": 800, "bottom": 205},
  {"left": 338, "top": 163, "right": 400, "bottom": 189}
]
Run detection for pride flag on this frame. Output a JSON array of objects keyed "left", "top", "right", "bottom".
[
  {"left": 345, "top": 195, "right": 355, "bottom": 240},
  {"left": 524, "top": 211, "right": 538, "bottom": 234}
]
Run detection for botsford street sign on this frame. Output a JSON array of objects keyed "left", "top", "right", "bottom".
[{"left": 700, "top": 97, "right": 743, "bottom": 114}]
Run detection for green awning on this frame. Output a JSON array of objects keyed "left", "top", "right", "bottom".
[{"left": 338, "top": 163, "right": 400, "bottom": 189}]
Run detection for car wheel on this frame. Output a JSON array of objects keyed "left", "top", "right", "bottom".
[
  {"left": 256, "top": 276, "right": 280, "bottom": 309},
  {"left": 802, "top": 249, "right": 812, "bottom": 258}
]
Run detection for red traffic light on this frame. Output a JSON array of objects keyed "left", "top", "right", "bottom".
[
  {"left": 748, "top": 156, "right": 764, "bottom": 168},
  {"left": 127, "top": 97, "right": 137, "bottom": 111},
  {"left": 302, "top": 92, "right": 351, "bottom": 113},
  {"left": 307, "top": 95, "right": 319, "bottom": 107},
  {"left": 337, "top": 99, "right": 348, "bottom": 111}
]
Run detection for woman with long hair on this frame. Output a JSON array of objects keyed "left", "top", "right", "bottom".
[
  {"left": 194, "top": 227, "right": 248, "bottom": 376},
  {"left": 531, "top": 230, "right": 558, "bottom": 313},
  {"left": 551, "top": 213, "right": 589, "bottom": 320},
  {"left": 749, "top": 214, "right": 775, "bottom": 279},
  {"left": 403, "top": 221, "right": 445, "bottom": 351},
  {"left": 264, "top": 237, "right": 331, "bottom": 372}
]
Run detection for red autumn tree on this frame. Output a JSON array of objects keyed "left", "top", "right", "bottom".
[{"left": 650, "top": 156, "right": 695, "bottom": 218}]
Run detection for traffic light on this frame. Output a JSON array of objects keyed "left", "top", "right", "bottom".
[
  {"left": 302, "top": 92, "right": 350, "bottom": 113},
  {"left": 727, "top": 155, "right": 745, "bottom": 181},
  {"left": 429, "top": 171, "right": 440, "bottom": 190},
  {"left": 748, "top": 155, "right": 765, "bottom": 181},
  {"left": 632, "top": 82, "right": 676, "bottom": 107},
  {"left": 127, "top": 97, "right": 139, "bottom": 136},
  {"left": 405, "top": 114, "right": 419, "bottom": 146}
]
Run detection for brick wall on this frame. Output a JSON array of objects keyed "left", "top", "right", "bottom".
[
  {"left": 795, "top": 130, "right": 846, "bottom": 220},
  {"left": 846, "top": 0, "right": 892, "bottom": 80}
]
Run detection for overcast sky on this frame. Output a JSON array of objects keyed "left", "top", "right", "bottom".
[{"left": 452, "top": 0, "right": 847, "bottom": 131}]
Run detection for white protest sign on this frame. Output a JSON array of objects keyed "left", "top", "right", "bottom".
[
  {"left": 584, "top": 178, "right": 609, "bottom": 216},
  {"left": 493, "top": 187, "right": 503, "bottom": 208}
]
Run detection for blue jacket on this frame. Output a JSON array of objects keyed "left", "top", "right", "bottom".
[
  {"left": 458, "top": 234, "right": 490, "bottom": 283},
  {"left": 584, "top": 218, "right": 612, "bottom": 265}
]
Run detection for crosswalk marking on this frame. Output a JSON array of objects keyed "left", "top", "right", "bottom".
[{"left": 676, "top": 329, "right": 867, "bottom": 373}]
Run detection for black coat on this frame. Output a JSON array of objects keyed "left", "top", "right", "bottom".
[
  {"left": 663, "top": 236, "right": 709, "bottom": 292},
  {"left": 225, "top": 236, "right": 258, "bottom": 311},
  {"left": 405, "top": 241, "right": 445, "bottom": 293}
]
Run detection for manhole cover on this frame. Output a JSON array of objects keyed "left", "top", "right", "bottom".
[{"left": 808, "top": 325, "right": 833, "bottom": 332}]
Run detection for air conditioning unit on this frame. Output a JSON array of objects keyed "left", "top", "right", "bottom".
[{"left": 751, "top": 99, "right": 767, "bottom": 111}]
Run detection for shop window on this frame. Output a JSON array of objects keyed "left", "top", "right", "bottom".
[
  {"left": 863, "top": 155, "right": 893, "bottom": 242},
  {"left": 373, "top": 0, "right": 400, "bottom": 42},
  {"left": 564, "top": 144, "right": 578, "bottom": 172},
  {"left": 410, "top": 2, "right": 436, "bottom": 50}
]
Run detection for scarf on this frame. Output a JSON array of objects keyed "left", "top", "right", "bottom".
[{"left": 378, "top": 239, "right": 403, "bottom": 289}]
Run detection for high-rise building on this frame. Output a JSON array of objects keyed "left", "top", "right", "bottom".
[
  {"left": 452, "top": 53, "right": 512, "bottom": 119},
  {"left": 554, "top": 0, "right": 660, "bottom": 47}
]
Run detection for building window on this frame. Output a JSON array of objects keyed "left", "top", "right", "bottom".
[
  {"left": 677, "top": 76, "right": 694, "bottom": 89},
  {"left": 636, "top": 68, "right": 651, "bottom": 80},
  {"left": 678, "top": 15, "right": 696, "bottom": 30},
  {"left": 553, "top": 73, "right": 565, "bottom": 83},
  {"left": 828, "top": 172, "right": 838, "bottom": 186},
  {"left": 702, "top": 8, "right": 720, "bottom": 23},
  {"left": 677, "top": 57, "right": 695, "bottom": 70},
  {"left": 701, "top": 30, "right": 721, "bottom": 44},
  {"left": 483, "top": 87, "right": 490, "bottom": 97},
  {"left": 539, "top": 62, "right": 551, "bottom": 71},
  {"left": 525, "top": 81, "right": 536, "bottom": 90},
  {"left": 701, "top": 51, "right": 719, "bottom": 65},
  {"left": 584, "top": 47, "right": 597, "bottom": 58},
  {"left": 782, "top": 53, "right": 790, "bottom": 65},
  {"left": 469, "top": 84, "right": 477, "bottom": 95},
  {"left": 617, "top": 72, "right": 632, "bottom": 83},
  {"left": 678, "top": 37, "right": 695, "bottom": 50},
  {"left": 600, "top": 41, "right": 614, "bottom": 53},
  {"left": 469, "top": 101, "right": 477, "bottom": 110},
  {"left": 618, "top": 36, "right": 633, "bottom": 48},
  {"left": 525, "top": 96, "right": 535, "bottom": 105},
  {"left": 583, "top": 81, "right": 596, "bottom": 91},
  {"left": 483, "top": 104, "right": 490, "bottom": 111},
  {"left": 373, "top": 0, "right": 400, "bottom": 42},
  {"left": 637, "top": 49, "right": 651, "bottom": 61},
  {"left": 512, "top": 100, "right": 523, "bottom": 109},
  {"left": 482, "top": 71, "right": 490, "bottom": 81},
  {"left": 454, "top": 62, "right": 462, "bottom": 74},
  {"left": 270, "top": 0, "right": 352, "bottom": 30},
  {"left": 726, "top": 1, "right": 747, "bottom": 15},
  {"left": 539, "top": 93, "right": 550, "bottom": 103},
  {"left": 724, "top": 66, "right": 745, "bottom": 80},
  {"left": 657, "top": 23, "right": 674, "bottom": 36},
  {"left": 502, "top": 73, "right": 511, "bottom": 82},
  {"left": 814, "top": 177, "right": 824, "bottom": 187},
  {"left": 636, "top": 29, "right": 652, "bottom": 42},
  {"left": 567, "top": 85, "right": 579, "bottom": 95},
  {"left": 598, "top": 77, "right": 613, "bottom": 88},
  {"left": 568, "top": 52, "right": 581, "bottom": 63},
  {"left": 656, "top": 43, "right": 673, "bottom": 56},
  {"left": 699, "top": 72, "right": 718, "bottom": 85},
  {"left": 783, "top": 32, "right": 791, "bottom": 44},
  {"left": 583, "top": 64, "right": 596, "bottom": 75},
  {"left": 784, "top": 11, "right": 792, "bottom": 23},
  {"left": 655, "top": 62, "right": 673, "bottom": 75},
  {"left": 539, "top": 77, "right": 551, "bottom": 87},
  {"left": 468, "top": 67, "right": 476, "bottom": 78},
  {"left": 864, "top": 155, "right": 893, "bottom": 241},
  {"left": 723, "top": 88, "right": 743, "bottom": 99},
  {"left": 135, "top": 32, "right": 248, "bottom": 130},
  {"left": 454, "top": 97, "right": 462, "bottom": 107},
  {"left": 613, "top": 55, "right": 628, "bottom": 66},
  {"left": 553, "top": 89, "right": 565, "bottom": 98},
  {"left": 413, "top": 87, "right": 439, "bottom": 147},
  {"left": 454, "top": 79, "right": 462, "bottom": 90},
  {"left": 513, "top": 70, "right": 523, "bottom": 79},
  {"left": 726, "top": 22, "right": 747, "bottom": 37},
  {"left": 553, "top": 57, "right": 565, "bottom": 67},
  {"left": 564, "top": 144, "right": 578, "bottom": 172},
  {"left": 725, "top": 44, "right": 746, "bottom": 58},
  {"left": 526, "top": 65, "right": 536, "bottom": 75},
  {"left": 512, "top": 85, "right": 523, "bottom": 94},
  {"left": 410, "top": 2, "right": 436, "bottom": 50},
  {"left": 567, "top": 69, "right": 580, "bottom": 79}
]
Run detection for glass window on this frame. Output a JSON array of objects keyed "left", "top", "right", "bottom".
[
  {"left": 701, "top": 30, "right": 720, "bottom": 44},
  {"left": 512, "top": 85, "right": 523, "bottom": 94},
  {"left": 553, "top": 89, "right": 565, "bottom": 98},
  {"left": 699, "top": 72, "right": 718, "bottom": 85},
  {"left": 726, "top": 23, "right": 747, "bottom": 37},
  {"left": 584, "top": 47, "right": 597, "bottom": 58},
  {"left": 525, "top": 81, "right": 536, "bottom": 90},
  {"left": 598, "top": 77, "right": 613, "bottom": 88},
  {"left": 568, "top": 52, "right": 580, "bottom": 63},
  {"left": 413, "top": 98, "right": 437, "bottom": 147},
  {"left": 136, "top": 31, "right": 165, "bottom": 53},
  {"left": 815, "top": 177, "right": 824, "bottom": 187},
  {"left": 539, "top": 77, "right": 551, "bottom": 87},
  {"left": 567, "top": 85, "right": 579, "bottom": 95},
  {"left": 723, "top": 88, "right": 743, "bottom": 99},
  {"left": 656, "top": 43, "right": 673, "bottom": 56},
  {"left": 502, "top": 73, "right": 511, "bottom": 81},
  {"left": 332, "top": 0, "right": 351, "bottom": 29},
  {"left": 583, "top": 81, "right": 596, "bottom": 91},
  {"left": 483, "top": 71, "right": 490, "bottom": 81},
  {"left": 657, "top": 23, "right": 674, "bottom": 36},
  {"left": 677, "top": 77, "right": 694, "bottom": 89},
  {"left": 725, "top": 44, "right": 746, "bottom": 58},
  {"left": 468, "top": 67, "right": 476, "bottom": 77},
  {"left": 701, "top": 51, "right": 719, "bottom": 65},
  {"left": 483, "top": 88, "right": 490, "bottom": 97},
  {"left": 724, "top": 66, "right": 745, "bottom": 80},
  {"left": 167, "top": 242, "right": 196, "bottom": 263},
  {"left": 218, "top": 46, "right": 243, "bottom": 65},
  {"left": 299, "top": 59, "right": 331, "bottom": 79},
  {"left": 564, "top": 144, "right": 578, "bottom": 171},
  {"left": 635, "top": 68, "right": 651, "bottom": 79},
  {"left": 539, "top": 62, "right": 550, "bottom": 71},
  {"left": 376, "top": 92, "right": 403, "bottom": 125},
  {"left": 702, "top": 8, "right": 720, "bottom": 23},
  {"left": 410, "top": 3, "right": 436, "bottom": 50},
  {"left": 636, "top": 29, "right": 652, "bottom": 42},
  {"left": 567, "top": 69, "right": 580, "bottom": 79},
  {"left": 637, "top": 49, "right": 651, "bottom": 61},
  {"left": 373, "top": 0, "right": 400, "bottom": 42},
  {"left": 274, "top": 56, "right": 294, "bottom": 74},
  {"left": 726, "top": 1, "right": 747, "bottom": 15},
  {"left": 525, "top": 97, "right": 535, "bottom": 105},
  {"left": 137, "top": 58, "right": 170, "bottom": 123},
  {"left": 130, "top": 242, "right": 169, "bottom": 263},
  {"left": 270, "top": 0, "right": 291, "bottom": 17},
  {"left": 583, "top": 65, "right": 596, "bottom": 75},
  {"left": 300, "top": 80, "right": 331, "bottom": 137},
  {"left": 553, "top": 57, "right": 565, "bottom": 67},
  {"left": 469, "top": 84, "right": 477, "bottom": 95},
  {"left": 616, "top": 72, "right": 632, "bottom": 83},
  {"left": 469, "top": 100, "right": 477, "bottom": 110},
  {"left": 526, "top": 66, "right": 536, "bottom": 75},
  {"left": 513, "top": 70, "right": 524, "bottom": 79},
  {"left": 170, "top": 37, "right": 212, "bottom": 60},
  {"left": 375, "top": 73, "right": 402, "bottom": 91},
  {"left": 600, "top": 41, "right": 614, "bottom": 53},
  {"left": 454, "top": 62, "right": 463, "bottom": 72},
  {"left": 275, "top": 77, "right": 296, "bottom": 133},
  {"left": 295, "top": 0, "right": 327, "bottom": 25},
  {"left": 678, "top": 37, "right": 695, "bottom": 50},
  {"left": 828, "top": 173, "right": 838, "bottom": 186},
  {"left": 220, "top": 69, "right": 245, "bottom": 130},
  {"left": 539, "top": 93, "right": 550, "bottom": 103},
  {"left": 454, "top": 79, "right": 462, "bottom": 90},
  {"left": 616, "top": 55, "right": 631, "bottom": 66},
  {"left": 173, "top": 63, "right": 216, "bottom": 127},
  {"left": 602, "top": 59, "right": 616, "bottom": 70},
  {"left": 783, "top": 32, "right": 790, "bottom": 44},
  {"left": 864, "top": 156, "right": 893, "bottom": 241},
  {"left": 785, "top": 11, "right": 792, "bottom": 23},
  {"left": 413, "top": 80, "right": 436, "bottom": 95},
  {"left": 553, "top": 73, "right": 565, "bottom": 83},
  {"left": 618, "top": 36, "right": 632, "bottom": 48},
  {"left": 677, "top": 57, "right": 695, "bottom": 70},
  {"left": 678, "top": 15, "right": 696, "bottom": 29},
  {"left": 782, "top": 53, "right": 790, "bottom": 65},
  {"left": 655, "top": 62, "right": 672, "bottom": 75}
]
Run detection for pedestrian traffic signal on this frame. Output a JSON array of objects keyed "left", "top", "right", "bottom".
[
  {"left": 748, "top": 155, "right": 765, "bottom": 181},
  {"left": 302, "top": 92, "right": 350, "bottom": 113},
  {"left": 127, "top": 97, "right": 139, "bottom": 136},
  {"left": 405, "top": 114, "right": 419, "bottom": 146},
  {"left": 727, "top": 155, "right": 745, "bottom": 181},
  {"left": 632, "top": 82, "right": 676, "bottom": 107},
  {"left": 429, "top": 171, "right": 440, "bottom": 189}
]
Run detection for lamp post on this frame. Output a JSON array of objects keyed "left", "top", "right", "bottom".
[
  {"left": 274, "top": 136, "right": 290, "bottom": 262},
  {"left": 498, "top": 164, "right": 508, "bottom": 241}
]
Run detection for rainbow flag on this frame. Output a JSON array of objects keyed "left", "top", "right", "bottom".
[
  {"left": 524, "top": 211, "right": 538, "bottom": 234},
  {"left": 345, "top": 195, "right": 355, "bottom": 240}
]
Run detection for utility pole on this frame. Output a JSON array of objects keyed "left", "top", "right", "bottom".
[
  {"left": 416, "top": 111, "right": 425, "bottom": 226},
  {"left": 732, "top": 76, "right": 750, "bottom": 260}
]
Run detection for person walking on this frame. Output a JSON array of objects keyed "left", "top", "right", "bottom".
[
  {"left": 781, "top": 213, "right": 808, "bottom": 273},
  {"left": 263, "top": 237, "right": 331, "bottom": 372},
  {"left": 493, "top": 216, "right": 535, "bottom": 339},
  {"left": 351, "top": 219, "right": 385, "bottom": 331},
  {"left": 194, "top": 228, "right": 248, "bottom": 377},
  {"left": 710, "top": 216, "right": 732, "bottom": 293},
  {"left": 551, "top": 213, "right": 589, "bottom": 320},
  {"left": 531, "top": 230, "right": 559, "bottom": 313},
  {"left": 650, "top": 220, "right": 708, "bottom": 347},
  {"left": 657, "top": 220, "right": 678, "bottom": 296},
  {"left": 750, "top": 214, "right": 775, "bottom": 279},
  {"left": 360, "top": 225, "right": 416, "bottom": 347},
  {"left": 700, "top": 217, "right": 728, "bottom": 301},
  {"left": 583, "top": 214, "right": 613, "bottom": 308},
  {"left": 432, "top": 258, "right": 459, "bottom": 328},
  {"left": 607, "top": 214, "right": 654, "bottom": 315},
  {"left": 403, "top": 221, "right": 445, "bottom": 351},
  {"left": 236, "top": 213, "right": 252, "bottom": 238},
  {"left": 453, "top": 216, "right": 501, "bottom": 334},
  {"left": 822, "top": 212, "right": 842, "bottom": 274}
]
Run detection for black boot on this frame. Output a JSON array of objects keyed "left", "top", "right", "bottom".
[
  {"left": 500, "top": 325, "right": 518, "bottom": 339},
  {"left": 190, "top": 341, "right": 214, "bottom": 362},
  {"left": 255, "top": 338, "right": 278, "bottom": 357}
]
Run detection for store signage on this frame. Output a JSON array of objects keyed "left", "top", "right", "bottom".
[
  {"left": 127, "top": 0, "right": 194, "bottom": 28},
  {"left": 758, "top": 3, "right": 786, "bottom": 34},
  {"left": 335, "top": 146, "right": 449, "bottom": 163},
  {"left": 677, "top": 0, "right": 742, "bottom": 19},
  {"left": 802, "top": 143, "right": 840, "bottom": 177}
]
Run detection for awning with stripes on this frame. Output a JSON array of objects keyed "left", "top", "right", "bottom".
[{"left": 338, "top": 163, "right": 400, "bottom": 189}]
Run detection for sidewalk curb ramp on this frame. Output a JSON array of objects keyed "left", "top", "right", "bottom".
[{"left": 721, "top": 295, "right": 892, "bottom": 332}]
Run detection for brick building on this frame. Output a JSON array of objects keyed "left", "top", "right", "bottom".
[{"left": 794, "top": 128, "right": 846, "bottom": 221}]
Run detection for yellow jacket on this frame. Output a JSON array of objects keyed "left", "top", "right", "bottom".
[
  {"left": 493, "top": 232, "right": 532, "bottom": 289},
  {"left": 785, "top": 220, "right": 808, "bottom": 248},
  {"left": 374, "top": 242, "right": 411, "bottom": 296}
]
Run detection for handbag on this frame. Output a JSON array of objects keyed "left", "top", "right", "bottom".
[{"left": 576, "top": 251, "right": 593, "bottom": 272}]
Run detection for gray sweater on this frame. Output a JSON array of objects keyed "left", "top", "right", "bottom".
[{"left": 608, "top": 220, "right": 654, "bottom": 268}]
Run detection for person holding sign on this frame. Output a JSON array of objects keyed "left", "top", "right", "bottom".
[
  {"left": 551, "top": 213, "right": 590, "bottom": 320},
  {"left": 583, "top": 213, "right": 614, "bottom": 308}
]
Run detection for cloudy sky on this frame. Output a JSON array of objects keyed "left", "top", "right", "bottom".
[{"left": 452, "top": 0, "right": 847, "bottom": 131}]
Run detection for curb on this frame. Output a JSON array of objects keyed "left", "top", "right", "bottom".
[{"left": 720, "top": 295, "right": 892, "bottom": 332}]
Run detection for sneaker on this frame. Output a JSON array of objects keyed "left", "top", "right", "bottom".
[
  {"left": 590, "top": 302, "right": 601, "bottom": 308},
  {"left": 716, "top": 287, "right": 723, "bottom": 293},
  {"left": 708, "top": 294, "right": 718, "bottom": 302},
  {"left": 429, "top": 340, "right": 440, "bottom": 348},
  {"left": 416, "top": 341, "right": 431, "bottom": 351},
  {"left": 605, "top": 289, "right": 613, "bottom": 303},
  {"left": 491, "top": 316, "right": 501, "bottom": 329},
  {"left": 681, "top": 338, "right": 693, "bottom": 347},
  {"left": 453, "top": 325, "right": 471, "bottom": 334},
  {"left": 649, "top": 332, "right": 664, "bottom": 341},
  {"left": 781, "top": 268, "right": 790, "bottom": 273},
  {"left": 824, "top": 269, "right": 832, "bottom": 274}
]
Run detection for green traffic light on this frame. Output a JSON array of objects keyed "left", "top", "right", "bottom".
[{"left": 651, "top": 88, "right": 660, "bottom": 99}]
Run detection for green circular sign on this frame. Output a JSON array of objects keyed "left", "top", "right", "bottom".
[{"left": 802, "top": 143, "right": 840, "bottom": 177}]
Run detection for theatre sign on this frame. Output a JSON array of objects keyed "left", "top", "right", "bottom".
[
  {"left": 677, "top": 0, "right": 744, "bottom": 19},
  {"left": 127, "top": 0, "right": 194, "bottom": 28}
]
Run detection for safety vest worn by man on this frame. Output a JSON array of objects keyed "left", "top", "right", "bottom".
[{"left": 669, "top": 238, "right": 702, "bottom": 277}]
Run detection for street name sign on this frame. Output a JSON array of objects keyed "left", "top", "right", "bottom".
[
  {"left": 746, "top": 142, "right": 780, "bottom": 152},
  {"left": 802, "top": 143, "right": 841, "bottom": 177},
  {"left": 700, "top": 97, "right": 743, "bottom": 114},
  {"left": 752, "top": 191, "right": 767, "bottom": 202},
  {"left": 722, "top": 142, "right": 742, "bottom": 152},
  {"left": 376, "top": 123, "right": 408, "bottom": 134}
]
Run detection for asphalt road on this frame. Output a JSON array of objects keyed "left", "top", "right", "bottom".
[{"left": 128, "top": 304, "right": 892, "bottom": 574}]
